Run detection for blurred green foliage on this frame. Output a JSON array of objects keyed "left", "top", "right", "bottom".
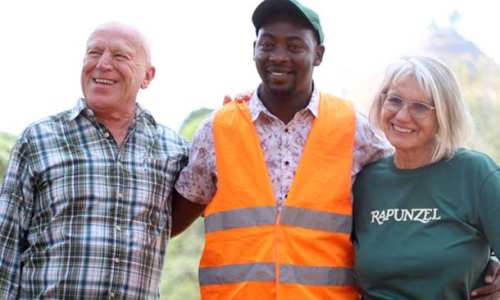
[
  {"left": 178, "top": 108, "right": 213, "bottom": 141},
  {"left": 0, "top": 132, "right": 17, "bottom": 182},
  {"left": 450, "top": 57, "right": 500, "bottom": 162}
]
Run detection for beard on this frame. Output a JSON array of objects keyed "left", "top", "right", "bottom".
[{"left": 264, "top": 77, "right": 296, "bottom": 97}]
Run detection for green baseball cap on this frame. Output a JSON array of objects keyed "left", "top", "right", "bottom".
[{"left": 252, "top": 0, "right": 324, "bottom": 44}]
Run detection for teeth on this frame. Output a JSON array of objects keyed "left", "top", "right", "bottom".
[
  {"left": 393, "top": 125, "right": 413, "bottom": 133},
  {"left": 94, "top": 78, "right": 115, "bottom": 85}
]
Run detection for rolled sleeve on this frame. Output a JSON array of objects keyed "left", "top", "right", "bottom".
[{"left": 175, "top": 119, "right": 217, "bottom": 204}]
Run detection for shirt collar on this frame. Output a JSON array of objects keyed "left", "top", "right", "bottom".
[
  {"left": 247, "top": 85, "right": 320, "bottom": 122},
  {"left": 68, "top": 98, "right": 157, "bottom": 127}
]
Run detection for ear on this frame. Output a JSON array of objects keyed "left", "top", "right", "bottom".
[
  {"left": 313, "top": 44, "right": 325, "bottom": 66},
  {"left": 253, "top": 40, "right": 257, "bottom": 61},
  {"left": 140, "top": 66, "right": 156, "bottom": 89}
]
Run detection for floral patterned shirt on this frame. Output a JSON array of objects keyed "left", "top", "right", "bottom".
[{"left": 175, "top": 87, "right": 392, "bottom": 209}]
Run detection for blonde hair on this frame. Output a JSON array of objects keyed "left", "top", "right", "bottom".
[{"left": 369, "top": 55, "right": 472, "bottom": 162}]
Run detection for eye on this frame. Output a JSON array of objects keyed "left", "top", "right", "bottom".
[
  {"left": 114, "top": 53, "right": 129, "bottom": 61},
  {"left": 288, "top": 43, "right": 304, "bottom": 53},
  {"left": 86, "top": 49, "right": 102, "bottom": 57},
  {"left": 386, "top": 96, "right": 403, "bottom": 107},
  {"left": 411, "top": 102, "right": 431, "bottom": 114},
  {"left": 258, "top": 40, "right": 274, "bottom": 51}
]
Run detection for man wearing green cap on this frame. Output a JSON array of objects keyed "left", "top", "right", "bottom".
[
  {"left": 172, "top": 1, "right": 385, "bottom": 298},
  {"left": 171, "top": 0, "right": 500, "bottom": 299}
]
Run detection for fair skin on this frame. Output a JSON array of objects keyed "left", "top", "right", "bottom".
[
  {"left": 381, "top": 75, "right": 437, "bottom": 169},
  {"left": 380, "top": 74, "right": 500, "bottom": 298},
  {"left": 81, "top": 23, "right": 155, "bottom": 145}
]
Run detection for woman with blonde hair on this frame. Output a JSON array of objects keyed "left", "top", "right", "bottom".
[{"left": 353, "top": 55, "right": 500, "bottom": 299}]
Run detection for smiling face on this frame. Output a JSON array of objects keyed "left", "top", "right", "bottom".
[
  {"left": 381, "top": 75, "right": 438, "bottom": 159},
  {"left": 253, "top": 15, "right": 323, "bottom": 97},
  {"left": 81, "top": 24, "right": 155, "bottom": 114}
]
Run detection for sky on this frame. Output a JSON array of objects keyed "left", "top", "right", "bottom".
[{"left": 1, "top": 0, "right": 499, "bottom": 135}]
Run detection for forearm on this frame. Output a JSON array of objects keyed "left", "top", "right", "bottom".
[{"left": 171, "top": 189, "right": 206, "bottom": 237}]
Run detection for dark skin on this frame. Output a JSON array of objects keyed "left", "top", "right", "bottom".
[
  {"left": 171, "top": 15, "right": 324, "bottom": 236},
  {"left": 472, "top": 257, "right": 500, "bottom": 299},
  {"left": 170, "top": 14, "right": 500, "bottom": 300},
  {"left": 171, "top": 190, "right": 205, "bottom": 237},
  {"left": 253, "top": 14, "right": 324, "bottom": 124}
]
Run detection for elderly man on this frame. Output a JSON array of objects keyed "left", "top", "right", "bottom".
[{"left": 0, "top": 23, "right": 188, "bottom": 299}]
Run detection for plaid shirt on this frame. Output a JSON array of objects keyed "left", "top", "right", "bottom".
[{"left": 0, "top": 99, "right": 188, "bottom": 299}]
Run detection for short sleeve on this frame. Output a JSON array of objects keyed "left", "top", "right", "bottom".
[{"left": 174, "top": 119, "right": 217, "bottom": 204}]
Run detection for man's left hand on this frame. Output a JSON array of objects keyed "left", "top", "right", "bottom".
[{"left": 472, "top": 256, "right": 500, "bottom": 299}]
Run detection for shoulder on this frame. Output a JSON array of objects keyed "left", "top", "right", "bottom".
[
  {"left": 353, "top": 156, "right": 394, "bottom": 195},
  {"left": 358, "top": 156, "right": 393, "bottom": 177},
  {"left": 189, "top": 113, "right": 215, "bottom": 147},
  {"left": 17, "top": 109, "right": 74, "bottom": 144},
  {"left": 213, "top": 101, "right": 252, "bottom": 130},
  {"left": 351, "top": 109, "right": 393, "bottom": 163},
  {"left": 319, "top": 92, "right": 354, "bottom": 111},
  {"left": 151, "top": 122, "right": 190, "bottom": 157},
  {"left": 449, "top": 149, "right": 498, "bottom": 175},
  {"left": 6, "top": 109, "right": 73, "bottom": 162}
]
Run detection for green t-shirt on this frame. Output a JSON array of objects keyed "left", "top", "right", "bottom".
[{"left": 353, "top": 149, "right": 500, "bottom": 300}]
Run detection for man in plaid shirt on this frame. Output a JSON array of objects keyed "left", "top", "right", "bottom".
[{"left": 0, "top": 23, "right": 188, "bottom": 299}]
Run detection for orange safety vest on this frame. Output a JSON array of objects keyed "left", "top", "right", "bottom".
[{"left": 200, "top": 93, "right": 358, "bottom": 299}]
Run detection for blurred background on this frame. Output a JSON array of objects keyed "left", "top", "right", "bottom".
[{"left": 1, "top": 0, "right": 500, "bottom": 299}]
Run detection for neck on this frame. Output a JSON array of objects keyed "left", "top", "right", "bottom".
[
  {"left": 258, "top": 84, "right": 313, "bottom": 124},
  {"left": 93, "top": 106, "right": 136, "bottom": 146},
  {"left": 393, "top": 146, "right": 435, "bottom": 169}
]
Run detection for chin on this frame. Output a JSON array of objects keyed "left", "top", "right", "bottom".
[
  {"left": 86, "top": 96, "right": 117, "bottom": 108},
  {"left": 266, "top": 84, "right": 293, "bottom": 96}
]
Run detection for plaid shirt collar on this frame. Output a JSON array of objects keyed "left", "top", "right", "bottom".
[{"left": 69, "top": 98, "right": 157, "bottom": 127}]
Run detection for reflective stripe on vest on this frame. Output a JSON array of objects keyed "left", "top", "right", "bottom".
[
  {"left": 199, "top": 263, "right": 354, "bottom": 286},
  {"left": 204, "top": 206, "right": 351, "bottom": 233},
  {"left": 280, "top": 265, "right": 355, "bottom": 286},
  {"left": 281, "top": 206, "right": 352, "bottom": 233},
  {"left": 199, "top": 263, "right": 275, "bottom": 285},
  {"left": 204, "top": 206, "right": 275, "bottom": 233}
]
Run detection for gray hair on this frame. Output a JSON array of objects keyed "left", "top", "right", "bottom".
[
  {"left": 369, "top": 55, "right": 472, "bottom": 162},
  {"left": 88, "top": 22, "right": 153, "bottom": 66}
]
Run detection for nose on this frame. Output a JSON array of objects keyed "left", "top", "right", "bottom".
[
  {"left": 394, "top": 103, "right": 412, "bottom": 120},
  {"left": 269, "top": 47, "right": 290, "bottom": 64},
  {"left": 96, "top": 52, "right": 113, "bottom": 71}
]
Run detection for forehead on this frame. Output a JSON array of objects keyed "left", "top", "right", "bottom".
[
  {"left": 389, "top": 75, "right": 431, "bottom": 101},
  {"left": 87, "top": 27, "right": 141, "bottom": 54},
  {"left": 258, "top": 15, "right": 316, "bottom": 42}
]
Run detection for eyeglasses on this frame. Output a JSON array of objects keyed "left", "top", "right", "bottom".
[{"left": 382, "top": 93, "right": 435, "bottom": 119}]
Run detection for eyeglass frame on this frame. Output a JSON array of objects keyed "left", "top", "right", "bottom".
[{"left": 381, "top": 92, "right": 436, "bottom": 119}]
